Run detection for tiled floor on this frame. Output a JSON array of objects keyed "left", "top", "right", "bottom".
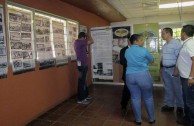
[{"left": 26, "top": 84, "right": 183, "bottom": 126}]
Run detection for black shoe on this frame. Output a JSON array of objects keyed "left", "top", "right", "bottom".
[
  {"left": 161, "top": 105, "right": 174, "bottom": 112},
  {"left": 149, "top": 120, "right": 155, "bottom": 124},
  {"left": 134, "top": 121, "right": 141, "bottom": 125},
  {"left": 176, "top": 107, "right": 184, "bottom": 115}
]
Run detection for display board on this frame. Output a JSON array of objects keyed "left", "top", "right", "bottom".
[
  {"left": 0, "top": 6, "right": 8, "bottom": 79},
  {"left": 66, "top": 21, "right": 78, "bottom": 61},
  {"left": 91, "top": 26, "right": 113, "bottom": 81},
  {"left": 52, "top": 19, "right": 68, "bottom": 66},
  {"left": 35, "top": 13, "right": 55, "bottom": 69},
  {"left": 8, "top": 5, "right": 35, "bottom": 74}
]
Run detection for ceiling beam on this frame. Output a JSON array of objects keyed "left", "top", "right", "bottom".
[{"left": 60, "top": 0, "right": 126, "bottom": 22}]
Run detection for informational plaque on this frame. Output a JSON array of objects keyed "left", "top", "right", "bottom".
[{"left": 91, "top": 26, "right": 113, "bottom": 80}]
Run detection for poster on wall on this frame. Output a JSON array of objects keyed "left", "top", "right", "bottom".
[
  {"left": 134, "top": 23, "right": 160, "bottom": 82},
  {"left": 8, "top": 5, "right": 35, "bottom": 74},
  {"left": 67, "top": 21, "right": 78, "bottom": 61},
  {"left": 35, "top": 13, "right": 55, "bottom": 69},
  {"left": 0, "top": 6, "right": 8, "bottom": 79},
  {"left": 112, "top": 26, "right": 130, "bottom": 63},
  {"left": 52, "top": 20, "right": 68, "bottom": 66},
  {"left": 91, "top": 26, "right": 113, "bottom": 80}
]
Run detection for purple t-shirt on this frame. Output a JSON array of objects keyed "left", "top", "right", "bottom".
[{"left": 74, "top": 39, "right": 88, "bottom": 65}]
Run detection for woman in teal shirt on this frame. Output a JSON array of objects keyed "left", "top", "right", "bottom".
[{"left": 125, "top": 34, "right": 155, "bottom": 125}]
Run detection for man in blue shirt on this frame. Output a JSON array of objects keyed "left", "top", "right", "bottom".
[{"left": 161, "top": 28, "right": 184, "bottom": 114}]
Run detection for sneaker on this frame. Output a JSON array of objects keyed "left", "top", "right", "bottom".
[
  {"left": 161, "top": 105, "right": 174, "bottom": 112},
  {"left": 85, "top": 96, "right": 92, "bottom": 100},
  {"left": 77, "top": 99, "right": 90, "bottom": 105}
]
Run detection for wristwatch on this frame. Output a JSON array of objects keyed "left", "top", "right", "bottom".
[{"left": 188, "top": 77, "right": 194, "bottom": 80}]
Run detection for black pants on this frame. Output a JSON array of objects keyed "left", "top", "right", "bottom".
[
  {"left": 121, "top": 80, "right": 130, "bottom": 109},
  {"left": 77, "top": 65, "right": 88, "bottom": 101}
]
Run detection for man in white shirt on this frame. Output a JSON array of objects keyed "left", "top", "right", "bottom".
[{"left": 176, "top": 25, "right": 194, "bottom": 126}]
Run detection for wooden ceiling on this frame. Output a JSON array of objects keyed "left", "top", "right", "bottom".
[{"left": 60, "top": 0, "right": 126, "bottom": 22}]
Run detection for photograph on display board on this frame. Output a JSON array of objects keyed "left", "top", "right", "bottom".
[
  {"left": 0, "top": 25, "right": 3, "bottom": 33},
  {"left": 0, "top": 36, "right": 4, "bottom": 44},
  {"left": 10, "top": 41, "right": 22, "bottom": 49},
  {"left": 0, "top": 13, "right": 2, "bottom": 22},
  {"left": 112, "top": 26, "right": 130, "bottom": 63},
  {"left": 0, "top": 7, "right": 8, "bottom": 79},
  {"left": 21, "top": 41, "right": 32, "bottom": 50},
  {"left": 0, "top": 56, "right": 7, "bottom": 79},
  {"left": 9, "top": 22, "right": 21, "bottom": 31},
  {"left": 0, "top": 46, "right": 6, "bottom": 56},
  {"left": 8, "top": 6, "right": 35, "bottom": 74}
]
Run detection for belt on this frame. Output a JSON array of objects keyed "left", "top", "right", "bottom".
[{"left": 163, "top": 65, "right": 175, "bottom": 68}]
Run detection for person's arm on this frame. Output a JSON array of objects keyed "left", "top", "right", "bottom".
[
  {"left": 145, "top": 49, "right": 154, "bottom": 63},
  {"left": 87, "top": 41, "right": 93, "bottom": 45},
  {"left": 87, "top": 35, "right": 94, "bottom": 45},
  {"left": 188, "top": 56, "right": 194, "bottom": 86},
  {"left": 172, "top": 66, "right": 179, "bottom": 77}
]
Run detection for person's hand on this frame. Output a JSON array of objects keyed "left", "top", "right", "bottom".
[
  {"left": 188, "top": 79, "right": 194, "bottom": 86},
  {"left": 172, "top": 67, "right": 179, "bottom": 77}
]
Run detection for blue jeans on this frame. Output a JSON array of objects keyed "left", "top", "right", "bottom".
[
  {"left": 77, "top": 65, "right": 88, "bottom": 101},
  {"left": 126, "top": 71, "right": 155, "bottom": 122},
  {"left": 180, "top": 77, "right": 194, "bottom": 125},
  {"left": 162, "top": 67, "right": 184, "bottom": 107}
]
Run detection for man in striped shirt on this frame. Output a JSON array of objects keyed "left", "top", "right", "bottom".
[{"left": 160, "top": 27, "right": 184, "bottom": 114}]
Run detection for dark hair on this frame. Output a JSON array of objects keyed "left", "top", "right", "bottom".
[
  {"left": 78, "top": 32, "right": 87, "bottom": 39},
  {"left": 182, "top": 25, "right": 194, "bottom": 37},
  {"left": 163, "top": 27, "right": 173, "bottom": 36},
  {"left": 130, "top": 34, "right": 142, "bottom": 44}
]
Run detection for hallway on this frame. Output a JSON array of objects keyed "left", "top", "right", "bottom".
[{"left": 26, "top": 84, "right": 183, "bottom": 126}]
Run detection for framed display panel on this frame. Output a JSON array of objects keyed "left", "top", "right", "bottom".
[
  {"left": 91, "top": 26, "right": 113, "bottom": 81},
  {"left": 34, "top": 13, "right": 55, "bottom": 69},
  {"left": 66, "top": 20, "right": 78, "bottom": 61},
  {"left": 7, "top": 5, "right": 35, "bottom": 74},
  {"left": 51, "top": 17, "right": 68, "bottom": 66},
  {"left": 134, "top": 23, "right": 161, "bottom": 82},
  {"left": 112, "top": 26, "right": 131, "bottom": 63},
  {"left": 0, "top": 5, "right": 8, "bottom": 79}
]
